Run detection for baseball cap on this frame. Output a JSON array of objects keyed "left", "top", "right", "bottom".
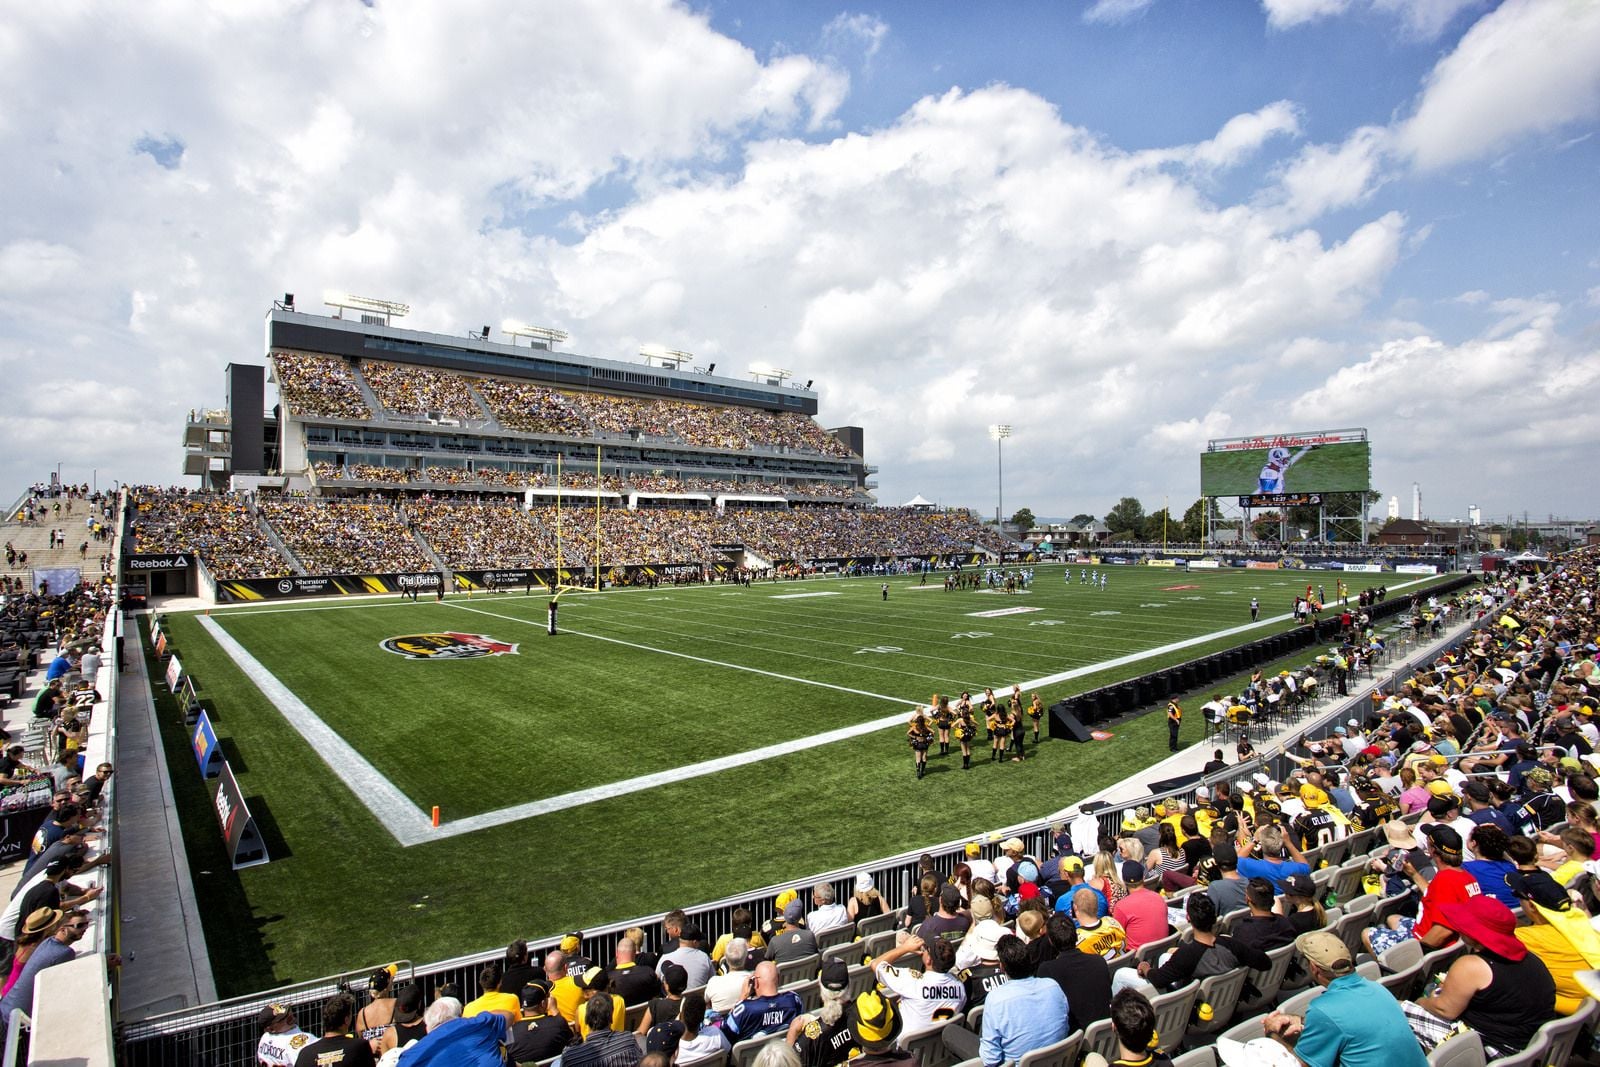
[
  {"left": 645, "top": 1020, "right": 686, "bottom": 1055},
  {"left": 519, "top": 981, "right": 550, "bottom": 1008},
  {"left": 1213, "top": 842, "right": 1238, "bottom": 870},
  {"left": 783, "top": 899, "right": 806, "bottom": 923},
  {"left": 559, "top": 932, "right": 583, "bottom": 954},
  {"left": 1294, "top": 930, "right": 1354, "bottom": 975},
  {"left": 1420, "top": 823, "right": 1464, "bottom": 859},
  {"left": 1426, "top": 795, "right": 1459, "bottom": 819},
  {"left": 257, "top": 1003, "right": 295, "bottom": 1030},
  {"left": 1060, "top": 855, "right": 1085, "bottom": 875},
  {"left": 819, "top": 957, "right": 850, "bottom": 991},
  {"left": 964, "top": 842, "right": 982, "bottom": 858},
  {"left": 1507, "top": 869, "right": 1570, "bottom": 911},
  {"left": 1282, "top": 873, "right": 1316, "bottom": 898},
  {"left": 1122, "top": 861, "right": 1146, "bottom": 884},
  {"left": 970, "top": 895, "right": 994, "bottom": 920},
  {"left": 1216, "top": 1036, "right": 1302, "bottom": 1067},
  {"left": 1000, "top": 837, "right": 1026, "bottom": 853}
]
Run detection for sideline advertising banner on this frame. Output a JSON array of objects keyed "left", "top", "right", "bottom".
[
  {"left": 191, "top": 711, "right": 223, "bottom": 779},
  {"left": 213, "top": 761, "right": 270, "bottom": 869},
  {"left": 216, "top": 571, "right": 444, "bottom": 602}
]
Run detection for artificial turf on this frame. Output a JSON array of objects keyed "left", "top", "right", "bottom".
[{"left": 145, "top": 563, "right": 1451, "bottom": 994}]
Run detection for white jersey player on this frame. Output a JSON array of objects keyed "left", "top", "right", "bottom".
[{"left": 1258, "top": 445, "right": 1317, "bottom": 493}]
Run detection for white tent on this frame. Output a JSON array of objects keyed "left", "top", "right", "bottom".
[{"left": 903, "top": 494, "right": 935, "bottom": 509}]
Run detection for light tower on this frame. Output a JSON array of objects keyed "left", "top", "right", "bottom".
[{"left": 989, "top": 425, "right": 1011, "bottom": 527}]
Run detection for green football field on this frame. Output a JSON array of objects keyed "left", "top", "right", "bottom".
[{"left": 150, "top": 563, "right": 1444, "bottom": 993}]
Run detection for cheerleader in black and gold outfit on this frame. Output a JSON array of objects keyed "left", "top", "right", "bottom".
[
  {"left": 931, "top": 693, "right": 953, "bottom": 756},
  {"left": 1027, "top": 692, "right": 1045, "bottom": 743},
  {"left": 1008, "top": 686, "right": 1027, "bottom": 760},
  {"left": 907, "top": 708, "right": 933, "bottom": 779},
  {"left": 986, "top": 695, "right": 1007, "bottom": 762},
  {"left": 953, "top": 700, "right": 977, "bottom": 770}
]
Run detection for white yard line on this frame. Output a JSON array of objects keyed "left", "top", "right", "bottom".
[
  {"left": 197, "top": 616, "right": 438, "bottom": 847},
  {"left": 199, "top": 576, "right": 1445, "bottom": 846}
]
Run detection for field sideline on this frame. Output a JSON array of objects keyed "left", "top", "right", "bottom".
[{"left": 151, "top": 564, "right": 1451, "bottom": 991}]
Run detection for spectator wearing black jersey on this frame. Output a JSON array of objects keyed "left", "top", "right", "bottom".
[
  {"left": 1137, "top": 894, "right": 1270, "bottom": 992},
  {"left": 1232, "top": 877, "right": 1299, "bottom": 954}
]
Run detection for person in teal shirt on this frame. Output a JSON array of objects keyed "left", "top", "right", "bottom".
[{"left": 1261, "top": 931, "right": 1426, "bottom": 1067}]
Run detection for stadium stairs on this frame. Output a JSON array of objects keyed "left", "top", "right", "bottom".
[
  {"left": 245, "top": 500, "right": 308, "bottom": 576},
  {"left": 349, "top": 368, "right": 384, "bottom": 418},
  {"left": 0, "top": 511, "right": 93, "bottom": 588}
]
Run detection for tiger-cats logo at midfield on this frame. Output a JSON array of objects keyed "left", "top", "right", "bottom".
[{"left": 379, "top": 633, "right": 520, "bottom": 660}]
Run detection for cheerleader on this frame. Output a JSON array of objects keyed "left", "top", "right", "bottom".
[
  {"left": 1008, "top": 686, "right": 1026, "bottom": 760},
  {"left": 985, "top": 693, "right": 1005, "bottom": 762},
  {"left": 931, "top": 693, "right": 953, "bottom": 756},
  {"left": 1027, "top": 692, "right": 1045, "bottom": 743},
  {"left": 953, "top": 703, "right": 977, "bottom": 770},
  {"left": 907, "top": 709, "right": 933, "bottom": 779}
]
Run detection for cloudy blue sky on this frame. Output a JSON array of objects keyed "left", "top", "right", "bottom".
[{"left": 1, "top": 0, "right": 1596, "bottom": 524}]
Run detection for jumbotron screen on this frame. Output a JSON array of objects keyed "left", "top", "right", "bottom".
[{"left": 1201, "top": 433, "right": 1370, "bottom": 497}]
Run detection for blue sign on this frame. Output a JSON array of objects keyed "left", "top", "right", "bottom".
[{"left": 191, "top": 711, "right": 223, "bottom": 779}]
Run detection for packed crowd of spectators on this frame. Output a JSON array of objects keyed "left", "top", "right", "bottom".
[
  {"left": 360, "top": 361, "right": 484, "bottom": 420},
  {"left": 258, "top": 499, "right": 433, "bottom": 576},
  {"left": 271, "top": 352, "right": 371, "bottom": 420},
  {"left": 286, "top": 548, "right": 1597, "bottom": 1067},
  {"left": 436, "top": 369, "right": 853, "bottom": 457},
  {"left": 127, "top": 489, "right": 291, "bottom": 578},
  {"left": 723, "top": 508, "right": 1013, "bottom": 560},
  {"left": 406, "top": 502, "right": 548, "bottom": 570},
  {"left": 0, "top": 583, "right": 117, "bottom": 1046}
]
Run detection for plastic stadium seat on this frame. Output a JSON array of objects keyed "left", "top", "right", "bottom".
[
  {"left": 1148, "top": 981, "right": 1201, "bottom": 1053},
  {"left": 821, "top": 940, "right": 867, "bottom": 968},
  {"left": 1185, "top": 968, "right": 1250, "bottom": 1043},
  {"left": 789, "top": 978, "right": 821, "bottom": 1012},
  {"left": 1276, "top": 985, "right": 1324, "bottom": 1018},
  {"left": 861, "top": 930, "right": 898, "bottom": 959},
  {"left": 776, "top": 953, "right": 820, "bottom": 988},
  {"left": 1016, "top": 1030, "right": 1084, "bottom": 1067},
  {"left": 1425, "top": 1031, "right": 1485, "bottom": 1067},
  {"left": 1218, "top": 1014, "right": 1265, "bottom": 1046},
  {"left": 845, "top": 963, "right": 876, "bottom": 1000},
  {"left": 1172, "top": 1048, "right": 1219, "bottom": 1067},
  {"left": 1482, "top": 1031, "right": 1549, "bottom": 1067},
  {"left": 1082, "top": 1018, "right": 1118, "bottom": 1063},
  {"left": 1530, "top": 997, "right": 1597, "bottom": 1066},
  {"left": 814, "top": 924, "right": 856, "bottom": 953},
  {"left": 1377, "top": 937, "right": 1423, "bottom": 975},
  {"left": 1236, "top": 943, "right": 1296, "bottom": 1015},
  {"left": 899, "top": 1017, "right": 963, "bottom": 1067},
  {"left": 731, "top": 1030, "right": 786, "bottom": 1067},
  {"left": 856, "top": 908, "right": 904, "bottom": 936}
]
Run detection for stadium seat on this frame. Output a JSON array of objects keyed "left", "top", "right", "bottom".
[
  {"left": 1016, "top": 1029, "right": 1083, "bottom": 1067},
  {"left": 1148, "top": 981, "right": 1201, "bottom": 1052},
  {"left": 845, "top": 963, "right": 876, "bottom": 1000},
  {"left": 1425, "top": 1031, "right": 1485, "bottom": 1067},
  {"left": 1172, "top": 1048, "right": 1219, "bottom": 1067},
  {"left": 1275, "top": 985, "right": 1324, "bottom": 1018},
  {"left": 1184, "top": 968, "right": 1250, "bottom": 1045},
  {"left": 821, "top": 941, "right": 867, "bottom": 968},
  {"left": 856, "top": 908, "right": 904, "bottom": 936},
  {"left": 790, "top": 978, "right": 822, "bottom": 1013},
  {"left": 1236, "top": 943, "right": 1295, "bottom": 1015},
  {"left": 1081, "top": 1018, "right": 1118, "bottom": 1063},
  {"left": 899, "top": 1017, "right": 963, "bottom": 1067},
  {"left": 776, "top": 953, "right": 821, "bottom": 988},
  {"left": 731, "top": 1030, "right": 786, "bottom": 1067},
  {"left": 1483, "top": 1032, "right": 1551, "bottom": 1067},
  {"left": 1529, "top": 997, "right": 1596, "bottom": 1066},
  {"left": 1136, "top": 931, "right": 1183, "bottom": 965},
  {"left": 862, "top": 930, "right": 898, "bottom": 959},
  {"left": 1377, "top": 937, "right": 1423, "bottom": 975},
  {"left": 624, "top": 1002, "right": 648, "bottom": 1032},
  {"left": 814, "top": 924, "right": 856, "bottom": 953},
  {"left": 1217, "top": 1014, "right": 1265, "bottom": 1046},
  {"left": 1416, "top": 942, "right": 1467, "bottom": 987},
  {"left": 963, "top": 1005, "right": 984, "bottom": 1034}
]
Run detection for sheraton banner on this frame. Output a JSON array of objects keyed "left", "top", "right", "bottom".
[{"left": 216, "top": 572, "right": 445, "bottom": 602}]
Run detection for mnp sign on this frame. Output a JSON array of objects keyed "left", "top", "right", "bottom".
[{"left": 213, "top": 761, "right": 269, "bottom": 869}]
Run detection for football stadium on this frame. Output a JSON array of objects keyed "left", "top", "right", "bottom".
[{"left": 12, "top": 294, "right": 1595, "bottom": 1067}]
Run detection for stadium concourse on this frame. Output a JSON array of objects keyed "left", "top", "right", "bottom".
[{"left": 101, "top": 549, "right": 1600, "bottom": 1067}]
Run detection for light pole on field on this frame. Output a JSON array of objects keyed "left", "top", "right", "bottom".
[{"left": 989, "top": 425, "right": 1011, "bottom": 527}]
